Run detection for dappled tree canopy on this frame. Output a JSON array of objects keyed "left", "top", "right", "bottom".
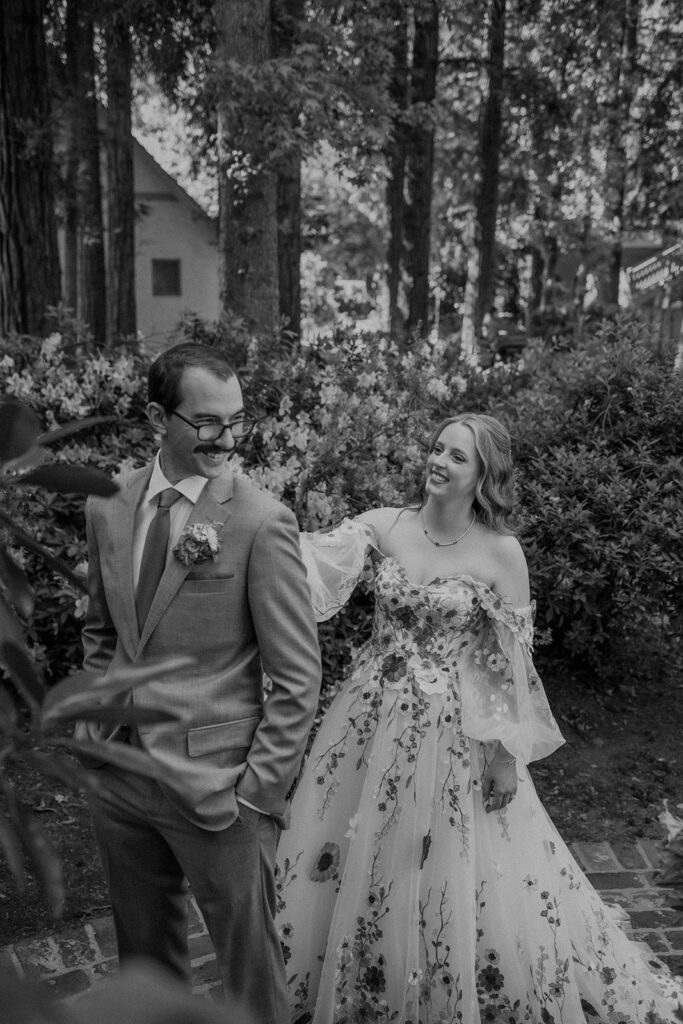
[{"left": 0, "top": 0, "right": 680, "bottom": 349}]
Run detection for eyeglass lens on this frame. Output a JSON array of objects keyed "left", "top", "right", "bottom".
[{"left": 197, "top": 417, "right": 254, "bottom": 441}]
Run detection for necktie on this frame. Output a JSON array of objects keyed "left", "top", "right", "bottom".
[{"left": 136, "top": 487, "right": 181, "bottom": 629}]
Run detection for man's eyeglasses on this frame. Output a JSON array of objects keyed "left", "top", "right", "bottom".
[{"left": 169, "top": 409, "right": 257, "bottom": 442}]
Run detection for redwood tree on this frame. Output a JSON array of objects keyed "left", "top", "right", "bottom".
[
  {"left": 216, "top": 0, "right": 279, "bottom": 335},
  {"left": 104, "top": 11, "right": 136, "bottom": 341},
  {"left": 0, "top": 0, "right": 60, "bottom": 335},
  {"left": 62, "top": 0, "right": 106, "bottom": 343},
  {"left": 603, "top": 0, "right": 640, "bottom": 305},
  {"left": 385, "top": 1, "right": 409, "bottom": 338},
  {"left": 404, "top": 0, "right": 438, "bottom": 338},
  {"left": 272, "top": 0, "right": 304, "bottom": 336},
  {"left": 461, "top": 0, "right": 506, "bottom": 360}
]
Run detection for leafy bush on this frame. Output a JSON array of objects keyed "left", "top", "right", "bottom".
[
  {"left": 511, "top": 316, "right": 683, "bottom": 677},
  {"left": 0, "top": 326, "right": 151, "bottom": 682},
  {"left": 0, "top": 396, "right": 187, "bottom": 918},
  {"left": 2, "top": 311, "right": 681, "bottom": 697}
]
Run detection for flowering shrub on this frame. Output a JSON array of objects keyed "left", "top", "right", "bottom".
[
  {"left": 0, "top": 325, "right": 151, "bottom": 681},
  {"left": 2, "top": 310, "right": 682, "bottom": 693}
]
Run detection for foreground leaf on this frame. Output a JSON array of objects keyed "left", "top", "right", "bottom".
[
  {"left": 37, "top": 415, "right": 116, "bottom": 447},
  {"left": 0, "top": 593, "right": 25, "bottom": 649},
  {"left": 0, "top": 511, "right": 88, "bottom": 592},
  {"left": 58, "top": 737, "right": 169, "bottom": 779},
  {"left": 0, "top": 685, "right": 18, "bottom": 732},
  {"left": 19, "top": 464, "right": 119, "bottom": 497},
  {"left": 0, "top": 548, "right": 35, "bottom": 619},
  {"left": 0, "top": 809, "right": 26, "bottom": 890},
  {"left": 20, "top": 749, "right": 98, "bottom": 794},
  {"left": 1, "top": 640, "right": 45, "bottom": 704},
  {"left": 0, "top": 972, "right": 75, "bottom": 1024},
  {"left": 16, "top": 810, "right": 64, "bottom": 918},
  {"left": 71, "top": 961, "right": 227, "bottom": 1024},
  {"left": 42, "top": 655, "right": 195, "bottom": 721},
  {"left": 60, "top": 706, "right": 180, "bottom": 726},
  {"left": 0, "top": 402, "right": 40, "bottom": 462}
]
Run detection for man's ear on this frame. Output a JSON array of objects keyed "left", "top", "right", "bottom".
[{"left": 146, "top": 402, "right": 167, "bottom": 434}]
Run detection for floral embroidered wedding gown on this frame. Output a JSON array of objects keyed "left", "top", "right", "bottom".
[{"left": 275, "top": 519, "right": 681, "bottom": 1024}]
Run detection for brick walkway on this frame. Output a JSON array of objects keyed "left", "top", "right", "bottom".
[{"left": 1, "top": 840, "right": 681, "bottom": 1008}]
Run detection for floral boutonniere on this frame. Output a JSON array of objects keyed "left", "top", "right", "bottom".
[{"left": 173, "top": 522, "right": 222, "bottom": 566}]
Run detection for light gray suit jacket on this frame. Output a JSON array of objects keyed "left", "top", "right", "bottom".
[{"left": 79, "top": 463, "right": 322, "bottom": 831}]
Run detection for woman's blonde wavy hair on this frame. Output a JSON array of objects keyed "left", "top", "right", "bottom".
[{"left": 423, "top": 413, "right": 515, "bottom": 534}]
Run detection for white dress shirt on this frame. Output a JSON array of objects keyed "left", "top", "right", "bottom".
[{"left": 132, "top": 454, "right": 208, "bottom": 593}]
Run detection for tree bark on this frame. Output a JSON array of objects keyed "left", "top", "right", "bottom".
[
  {"left": 63, "top": 0, "right": 80, "bottom": 314},
  {"left": 272, "top": 0, "right": 303, "bottom": 337},
  {"left": 385, "top": 1, "right": 409, "bottom": 339},
  {"left": 216, "top": 0, "right": 279, "bottom": 336},
  {"left": 77, "top": 9, "right": 106, "bottom": 344},
  {"left": 0, "top": 0, "right": 60, "bottom": 335},
  {"left": 604, "top": 0, "right": 639, "bottom": 306},
  {"left": 405, "top": 0, "right": 438, "bottom": 339},
  {"left": 460, "top": 0, "right": 506, "bottom": 362},
  {"left": 105, "top": 15, "right": 136, "bottom": 342}
]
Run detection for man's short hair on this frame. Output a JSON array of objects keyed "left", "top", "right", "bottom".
[{"left": 148, "top": 343, "right": 237, "bottom": 410}]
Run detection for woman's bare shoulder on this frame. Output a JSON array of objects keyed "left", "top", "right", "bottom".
[
  {"left": 355, "top": 505, "right": 415, "bottom": 543},
  {"left": 485, "top": 531, "right": 530, "bottom": 605},
  {"left": 355, "top": 506, "right": 408, "bottom": 527}
]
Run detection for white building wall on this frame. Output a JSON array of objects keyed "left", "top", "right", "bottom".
[{"left": 133, "top": 144, "right": 219, "bottom": 348}]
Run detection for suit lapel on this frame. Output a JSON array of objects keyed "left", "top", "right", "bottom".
[{"left": 135, "top": 472, "right": 234, "bottom": 656}]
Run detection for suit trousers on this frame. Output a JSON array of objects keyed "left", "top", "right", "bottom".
[{"left": 87, "top": 765, "right": 289, "bottom": 1024}]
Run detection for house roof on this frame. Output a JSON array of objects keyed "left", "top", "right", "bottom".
[{"left": 133, "top": 137, "right": 216, "bottom": 224}]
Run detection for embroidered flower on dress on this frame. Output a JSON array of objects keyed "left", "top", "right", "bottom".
[
  {"left": 310, "top": 841, "right": 340, "bottom": 882},
  {"left": 413, "top": 661, "right": 449, "bottom": 695},
  {"left": 173, "top": 522, "right": 221, "bottom": 565}
]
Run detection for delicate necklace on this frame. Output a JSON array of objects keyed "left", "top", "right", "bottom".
[{"left": 420, "top": 509, "right": 476, "bottom": 548}]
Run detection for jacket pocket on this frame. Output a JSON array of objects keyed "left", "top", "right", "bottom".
[
  {"left": 187, "top": 715, "right": 260, "bottom": 757},
  {"left": 181, "top": 576, "right": 235, "bottom": 593}
]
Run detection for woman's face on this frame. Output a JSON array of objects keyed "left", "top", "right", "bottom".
[{"left": 425, "top": 422, "right": 482, "bottom": 503}]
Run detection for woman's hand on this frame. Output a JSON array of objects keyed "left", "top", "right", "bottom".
[{"left": 482, "top": 751, "right": 518, "bottom": 813}]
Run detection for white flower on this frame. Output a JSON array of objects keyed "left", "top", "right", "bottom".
[
  {"left": 413, "top": 662, "right": 449, "bottom": 695},
  {"left": 173, "top": 522, "right": 222, "bottom": 565}
]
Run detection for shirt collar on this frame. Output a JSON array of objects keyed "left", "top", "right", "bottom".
[{"left": 146, "top": 453, "right": 208, "bottom": 506}]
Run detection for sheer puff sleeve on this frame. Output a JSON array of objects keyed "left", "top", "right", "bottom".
[
  {"left": 459, "top": 581, "right": 565, "bottom": 765},
  {"left": 299, "top": 517, "right": 378, "bottom": 622}
]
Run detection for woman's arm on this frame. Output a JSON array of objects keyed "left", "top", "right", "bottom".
[{"left": 480, "top": 534, "right": 530, "bottom": 811}]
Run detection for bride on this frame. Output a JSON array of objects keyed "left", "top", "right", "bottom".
[{"left": 275, "top": 412, "right": 680, "bottom": 1023}]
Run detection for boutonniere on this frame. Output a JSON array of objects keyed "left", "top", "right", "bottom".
[{"left": 173, "top": 522, "right": 222, "bottom": 566}]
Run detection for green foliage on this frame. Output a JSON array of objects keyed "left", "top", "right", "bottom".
[
  {"left": 0, "top": 326, "right": 152, "bottom": 681},
  {"left": 2, "top": 312, "right": 682, "bottom": 708},
  {"left": 511, "top": 316, "right": 683, "bottom": 676},
  {"left": 0, "top": 381, "right": 188, "bottom": 920}
]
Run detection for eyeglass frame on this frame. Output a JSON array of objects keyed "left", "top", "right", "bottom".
[{"left": 167, "top": 407, "right": 258, "bottom": 443}]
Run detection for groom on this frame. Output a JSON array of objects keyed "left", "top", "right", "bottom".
[{"left": 79, "top": 343, "right": 321, "bottom": 1023}]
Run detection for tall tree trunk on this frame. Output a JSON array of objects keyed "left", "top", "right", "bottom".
[
  {"left": 216, "top": 0, "right": 279, "bottom": 336},
  {"left": 460, "top": 0, "right": 506, "bottom": 362},
  {"left": 385, "top": 1, "right": 409, "bottom": 339},
  {"left": 63, "top": 0, "right": 80, "bottom": 314},
  {"left": 272, "top": 0, "right": 303, "bottom": 337},
  {"left": 405, "top": 0, "right": 438, "bottom": 339},
  {"left": 0, "top": 0, "right": 60, "bottom": 335},
  {"left": 77, "top": 10, "right": 106, "bottom": 344},
  {"left": 105, "top": 16, "right": 136, "bottom": 342},
  {"left": 604, "top": 0, "right": 639, "bottom": 306}
]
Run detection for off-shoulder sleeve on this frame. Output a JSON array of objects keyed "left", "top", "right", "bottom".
[
  {"left": 459, "top": 582, "right": 565, "bottom": 764},
  {"left": 299, "top": 517, "right": 377, "bottom": 622}
]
